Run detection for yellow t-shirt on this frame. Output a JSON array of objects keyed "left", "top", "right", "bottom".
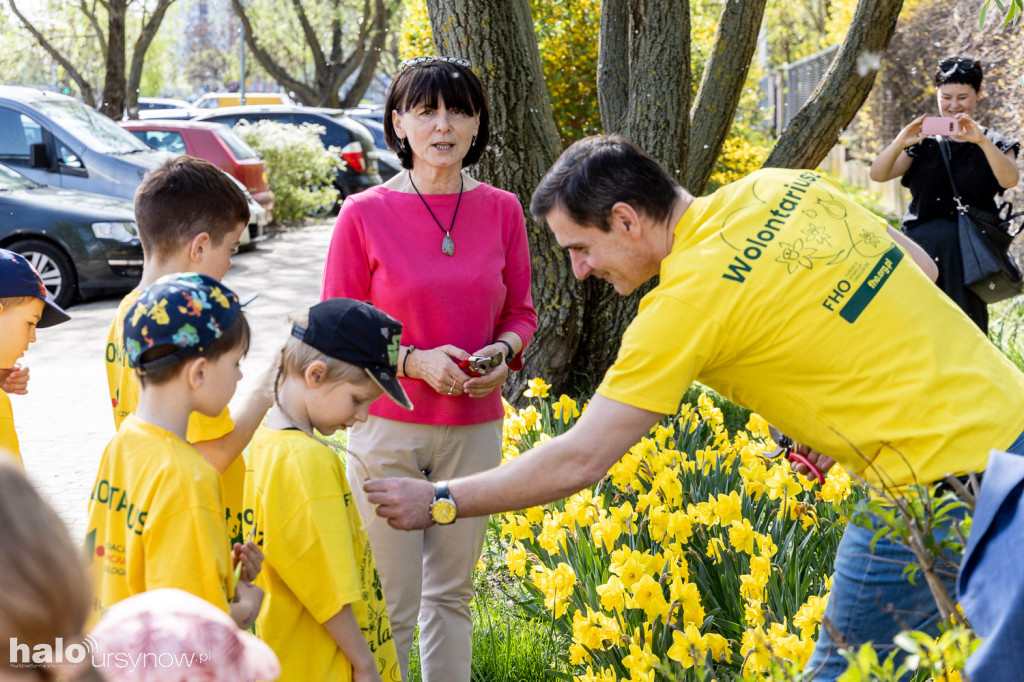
[
  {"left": 0, "top": 391, "right": 21, "bottom": 463},
  {"left": 84, "top": 415, "right": 232, "bottom": 627},
  {"left": 598, "top": 168, "right": 1024, "bottom": 488},
  {"left": 106, "top": 289, "right": 245, "bottom": 545},
  {"left": 243, "top": 427, "right": 401, "bottom": 682}
]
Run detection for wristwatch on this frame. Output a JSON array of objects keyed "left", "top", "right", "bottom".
[{"left": 429, "top": 480, "right": 458, "bottom": 525}]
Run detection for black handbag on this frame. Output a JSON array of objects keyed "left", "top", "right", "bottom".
[{"left": 936, "top": 137, "right": 1024, "bottom": 304}]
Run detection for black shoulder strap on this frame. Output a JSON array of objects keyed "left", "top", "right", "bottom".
[{"left": 935, "top": 136, "right": 966, "bottom": 213}]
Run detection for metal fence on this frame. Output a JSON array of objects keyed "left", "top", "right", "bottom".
[{"left": 760, "top": 44, "right": 840, "bottom": 134}]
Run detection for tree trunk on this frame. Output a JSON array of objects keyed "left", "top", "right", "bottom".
[
  {"left": 425, "top": 0, "right": 581, "bottom": 400},
  {"left": 597, "top": 0, "right": 629, "bottom": 134},
  {"left": 686, "top": 0, "right": 768, "bottom": 194},
  {"left": 764, "top": 0, "right": 904, "bottom": 169},
  {"left": 100, "top": 0, "right": 127, "bottom": 118},
  {"left": 339, "top": 0, "right": 395, "bottom": 108},
  {"left": 126, "top": 0, "right": 177, "bottom": 120}
]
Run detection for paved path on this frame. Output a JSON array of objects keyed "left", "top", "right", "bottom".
[{"left": 14, "top": 223, "right": 334, "bottom": 539}]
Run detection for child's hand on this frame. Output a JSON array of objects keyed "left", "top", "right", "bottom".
[
  {"left": 0, "top": 365, "right": 29, "bottom": 395},
  {"left": 353, "top": 666, "right": 384, "bottom": 682},
  {"left": 231, "top": 581, "right": 264, "bottom": 629},
  {"left": 254, "top": 349, "right": 283, "bottom": 407},
  {"left": 233, "top": 540, "right": 263, "bottom": 582}
]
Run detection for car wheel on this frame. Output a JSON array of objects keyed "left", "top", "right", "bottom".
[{"left": 9, "top": 239, "right": 78, "bottom": 308}]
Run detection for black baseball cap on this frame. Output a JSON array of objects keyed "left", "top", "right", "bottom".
[
  {"left": 292, "top": 298, "right": 413, "bottom": 410},
  {"left": 0, "top": 248, "right": 70, "bottom": 328}
]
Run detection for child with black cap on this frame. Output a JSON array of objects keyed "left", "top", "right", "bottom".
[
  {"left": 0, "top": 248, "right": 70, "bottom": 464},
  {"left": 85, "top": 272, "right": 263, "bottom": 630},
  {"left": 243, "top": 298, "right": 411, "bottom": 682}
]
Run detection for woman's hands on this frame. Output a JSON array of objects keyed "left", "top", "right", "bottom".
[
  {"left": 405, "top": 343, "right": 509, "bottom": 398},
  {"left": 895, "top": 114, "right": 927, "bottom": 149}
]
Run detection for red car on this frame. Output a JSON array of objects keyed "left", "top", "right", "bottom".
[{"left": 120, "top": 120, "right": 274, "bottom": 217}]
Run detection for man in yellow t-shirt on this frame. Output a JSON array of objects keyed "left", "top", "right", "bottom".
[
  {"left": 104, "top": 157, "right": 273, "bottom": 546},
  {"left": 365, "top": 136, "right": 1024, "bottom": 681},
  {"left": 86, "top": 274, "right": 263, "bottom": 629}
]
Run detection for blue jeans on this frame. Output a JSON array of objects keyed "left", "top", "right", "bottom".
[
  {"left": 803, "top": 500, "right": 966, "bottom": 680},
  {"left": 959, "top": 431, "right": 1024, "bottom": 681}
]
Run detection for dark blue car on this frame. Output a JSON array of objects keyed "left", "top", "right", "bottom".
[{"left": 0, "top": 162, "right": 141, "bottom": 307}]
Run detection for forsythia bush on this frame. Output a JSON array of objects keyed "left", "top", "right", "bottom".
[
  {"left": 233, "top": 119, "right": 344, "bottom": 222},
  {"left": 497, "top": 379, "right": 860, "bottom": 681}
]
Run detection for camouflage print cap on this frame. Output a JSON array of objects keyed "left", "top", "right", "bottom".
[{"left": 124, "top": 272, "right": 242, "bottom": 375}]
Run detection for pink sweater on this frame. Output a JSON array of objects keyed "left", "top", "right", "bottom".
[{"left": 321, "top": 183, "right": 537, "bottom": 425}]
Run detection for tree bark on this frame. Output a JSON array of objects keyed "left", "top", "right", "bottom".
[
  {"left": 8, "top": 0, "right": 96, "bottom": 107},
  {"left": 764, "top": 0, "right": 904, "bottom": 169},
  {"left": 597, "top": 0, "right": 629, "bottom": 134},
  {"left": 126, "top": 0, "right": 177, "bottom": 119},
  {"left": 686, "top": 0, "right": 768, "bottom": 194},
  {"left": 339, "top": 0, "right": 396, "bottom": 108},
  {"left": 100, "top": 0, "right": 127, "bottom": 118},
  {"left": 425, "top": 0, "right": 580, "bottom": 400}
]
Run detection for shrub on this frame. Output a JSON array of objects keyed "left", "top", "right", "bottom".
[{"left": 233, "top": 119, "right": 343, "bottom": 223}]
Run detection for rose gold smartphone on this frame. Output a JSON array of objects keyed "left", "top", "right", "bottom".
[{"left": 921, "top": 117, "right": 961, "bottom": 136}]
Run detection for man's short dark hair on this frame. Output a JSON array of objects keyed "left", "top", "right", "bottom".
[
  {"left": 934, "top": 56, "right": 983, "bottom": 92},
  {"left": 134, "top": 156, "right": 250, "bottom": 259},
  {"left": 382, "top": 60, "right": 490, "bottom": 170},
  {"left": 529, "top": 135, "right": 679, "bottom": 231}
]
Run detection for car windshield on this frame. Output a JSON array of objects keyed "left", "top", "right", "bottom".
[
  {"left": 34, "top": 98, "right": 152, "bottom": 154},
  {"left": 215, "top": 128, "right": 260, "bottom": 160},
  {"left": 0, "top": 162, "right": 39, "bottom": 190}
]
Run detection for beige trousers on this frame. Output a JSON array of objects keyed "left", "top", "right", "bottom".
[{"left": 347, "top": 416, "right": 502, "bottom": 682}]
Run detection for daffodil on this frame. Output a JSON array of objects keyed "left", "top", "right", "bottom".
[
  {"left": 713, "top": 490, "right": 743, "bottom": 526},
  {"left": 597, "top": 574, "right": 626, "bottom": 612},
  {"left": 552, "top": 393, "right": 580, "bottom": 423},
  {"left": 506, "top": 543, "right": 528, "bottom": 576},
  {"left": 523, "top": 376, "right": 551, "bottom": 399},
  {"left": 729, "top": 517, "right": 756, "bottom": 555},
  {"left": 666, "top": 622, "right": 705, "bottom": 668},
  {"left": 630, "top": 573, "right": 670, "bottom": 620}
]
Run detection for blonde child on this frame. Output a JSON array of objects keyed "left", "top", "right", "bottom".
[
  {"left": 244, "top": 299, "right": 411, "bottom": 682},
  {"left": 86, "top": 273, "right": 263, "bottom": 629},
  {"left": 0, "top": 249, "right": 70, "bottom": 464},
  {"left": 105, "top": 156, "right": 274, "bottom": 547}
]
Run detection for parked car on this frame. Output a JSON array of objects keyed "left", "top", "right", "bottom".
[
  {"left": 0, "top": 86, "right": 268, "bottom": 243},
  {"left": 338, "top": 111, "right": 400, "bottom": 180},
  {"left": 120, "top": 119, "right": 275, "bottom": 217},
  {"left": 193, "top": 105, "right": 383, "bottom": 199},
  {"left": 0, "top": 161, "right": 141, "bottom": 307},
  {"left": 193, "top": 92, "right": 294, "bottom": 109},
  {"left": 131, "top": 97, "right": 193, "bottom": 120}
]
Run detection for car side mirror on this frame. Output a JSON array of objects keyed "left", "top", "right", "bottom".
[{"left": 30, "top": 143, "right": 50, "bottom": 169}]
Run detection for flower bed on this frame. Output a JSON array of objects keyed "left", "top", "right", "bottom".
[{"left": 496, "top": 379, "right": 862, "bottom": 681}]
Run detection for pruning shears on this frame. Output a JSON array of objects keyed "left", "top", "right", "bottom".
[
  {"left": 764, "top": 426, "right": 826, "bottom": 485},
  {"left": 457, "top": 352, "right": 504, "bottom": 377}
]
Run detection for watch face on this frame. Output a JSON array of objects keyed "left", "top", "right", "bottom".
[{"left": 431, "top": 499, "right": 457, "bottom": 525}]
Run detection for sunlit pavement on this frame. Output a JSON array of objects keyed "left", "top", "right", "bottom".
[{"left": 15, "top": 221, "right": 335, "bottom": 539}]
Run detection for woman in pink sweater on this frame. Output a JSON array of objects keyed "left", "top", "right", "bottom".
[{"left": 321, "top": 56, "right": 536, "bottom": 682}]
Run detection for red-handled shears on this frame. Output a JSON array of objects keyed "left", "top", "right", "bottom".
[
  {"left": 764, "top": 426, "right": 826, "bottom": 485},
  {"left": 456, "top": 352, "right": 504, "bottom": 377}
]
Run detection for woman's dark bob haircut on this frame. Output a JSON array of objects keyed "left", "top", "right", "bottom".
[{"left": 383, "top": 58, "right": 490, "bottom": 170}]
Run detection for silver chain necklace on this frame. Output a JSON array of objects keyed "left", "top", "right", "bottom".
[{"left": 408, "top": 172, "right": 464, "bottom": 256}]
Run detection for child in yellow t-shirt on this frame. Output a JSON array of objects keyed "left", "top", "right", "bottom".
[
  {"left": 0, "top": 249, "right": 70, "bottom": 463},
  {"left": 86, "top": 273, "right": 264, "bottom": 629},
  {"left": 244, "top": 299, "right": 412, "bottom": 682},
  {"left": 104, "top": 156, "right": 274, "bottom": 546}
]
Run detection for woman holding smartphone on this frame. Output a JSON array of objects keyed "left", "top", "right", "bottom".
[{"left": 870, "top": 56, "right": 1019, "bottom": 332}]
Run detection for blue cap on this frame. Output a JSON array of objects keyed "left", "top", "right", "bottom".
[
  {"left": 125, "top": 272, "right": 242, "bottom": 375},
  {"left": 0, "top": 248, "right": 70, "bottom": 328}
]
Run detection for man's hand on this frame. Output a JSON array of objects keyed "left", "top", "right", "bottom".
[
  {"left": 791, "top": 444, "right": 836, "bottom": 480},
  {"left": 364, "top": 477, "right": 435, "bottom": 530},
  {"left": 0, "top": 366, "right": 29, "bottom": 395}
]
